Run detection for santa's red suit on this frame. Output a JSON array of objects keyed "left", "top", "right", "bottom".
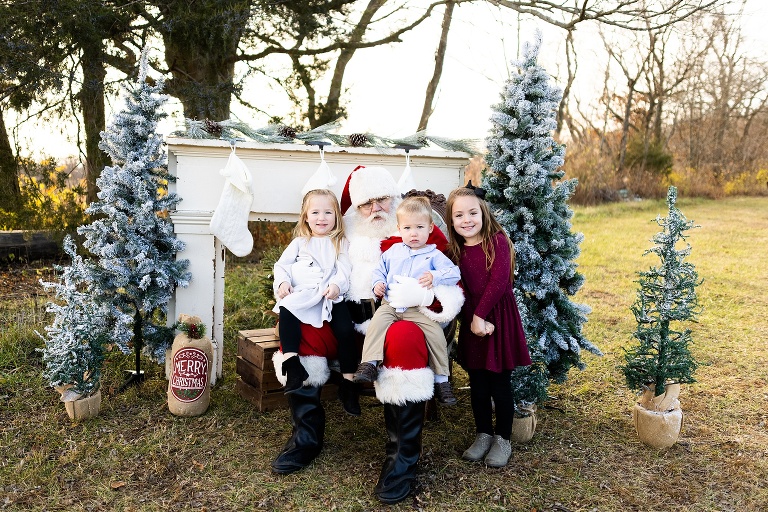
[{"left": 270, "top": 166, "right": 463, "bottom": 505}]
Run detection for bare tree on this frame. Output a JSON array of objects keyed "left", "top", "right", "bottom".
[
  {"left": 600, "top": 27, "right": 652, "bottom": 172},
  {"left": 415, "top": 0, "right": 724, "bottom": 135},
  {"left": 673, "top": 7, "right": 768, "bottom": 180},
  {"left": 556, "top": 27, "right": 577, "bottom": 138},
  {"left": 490, "top": 0, "right": 721, "bottom": 31},
  {"left": 237, "top": 1, "right": 461, "bottom": 127},
  {"left": 418, "top": 0, "right": 455, "bottom": 131}
]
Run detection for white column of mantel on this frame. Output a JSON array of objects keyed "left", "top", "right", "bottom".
[{"left": 168, "top": 210, "right": 225, "bottom": 385}]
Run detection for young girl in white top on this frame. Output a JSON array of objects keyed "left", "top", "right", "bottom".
[{"left": 272, "top": 189, "right": 358, "bottom": 413}]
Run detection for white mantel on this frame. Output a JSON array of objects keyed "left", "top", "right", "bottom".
[{"left": 166, "top": 137, "right": 470, "bottom": 384}]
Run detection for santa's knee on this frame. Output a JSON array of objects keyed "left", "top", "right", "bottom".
[
  {"left": 273, "top": 323, "right": 338, "bottom": 388},
  {"left": 374, "top": 321, "right": 434, "bottom": 405}
]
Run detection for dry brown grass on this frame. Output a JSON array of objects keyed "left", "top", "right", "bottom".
[{"left": 1, "top": 196, "right": 767, "bottom": 511}]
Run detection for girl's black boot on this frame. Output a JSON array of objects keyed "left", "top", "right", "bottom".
[{"left": 282, "top": 355, "right": 309, "bottom": 394}]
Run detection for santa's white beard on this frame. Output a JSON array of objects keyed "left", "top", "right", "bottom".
[{"left": 353, "top": 209, "right": 398, "bottom": 238}]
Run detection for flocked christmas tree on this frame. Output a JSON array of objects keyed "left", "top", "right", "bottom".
[
  {"left": 483, "top": 31, "right": 602, "bottom": 409},
  {"left": 621, "top": 186, "right": 701, "bottom": 396},
  {"left": 38, "top": 237, "right": 131, "bottom": 400},
  {"left": 77, "top": 50, "right": 191, "bottom": 386}
]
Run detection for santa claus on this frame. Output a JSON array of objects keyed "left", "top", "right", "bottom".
[{"left": 271, "top": 166, "right": 463, "bottom": 505}]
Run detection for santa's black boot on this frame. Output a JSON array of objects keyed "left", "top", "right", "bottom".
[
  {"left": 374, "top": 400, "right": 426, "bottom": 504},
  {"left": 271, "top": 384, "right": 325, "bottom": 475}
]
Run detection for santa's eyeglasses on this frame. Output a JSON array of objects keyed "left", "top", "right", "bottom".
[{"left": 357, "top": 196, "right": 392, "bottom": 213}]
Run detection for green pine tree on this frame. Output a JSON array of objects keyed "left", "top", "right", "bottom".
[
  {"left": 483, "top": 31, "right": 602, "bottom": 409},
  {"left": 621, "top": 186, "right": 701, "bottom": 396}
]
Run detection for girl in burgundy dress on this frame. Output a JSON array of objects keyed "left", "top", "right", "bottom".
[{"left": 446, "top": 184, "right": 532, "bottom": 468}]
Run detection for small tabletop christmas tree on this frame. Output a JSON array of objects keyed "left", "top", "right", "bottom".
[
  {"left": 38, "top": 237, "right": 131, "bottom": 400},
  {"left": 77, "top": 50, "right": 191, "bottom": 386},
  {"left": 483, "top": 31, "right": 602, "bottom": 410},
  {"left": 621, "top": 186, "right": 701, "bottom": 396}
]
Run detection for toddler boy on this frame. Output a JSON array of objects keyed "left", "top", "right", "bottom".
[{"left": 353, "top": 196, "right": 461, "bottom": 406}]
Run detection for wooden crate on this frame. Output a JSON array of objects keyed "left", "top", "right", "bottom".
[
  {"left": 235, "top": 328, "right": 337, "bottom": 412},
  {"left": 236, "top": 355, "right": 282, "bottom": 390},
  {"left": 235, "top": 377, "right": 339, "bottom": 413},
  {"left": 236, "top": 328, "right": 282, "bottom": 391}
]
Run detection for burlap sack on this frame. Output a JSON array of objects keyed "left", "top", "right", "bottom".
[
  {"left": 167, "top": 315, "right": 213, "bottom": 417},
  {"left": 633, "top": 403, "right": 683, "bottom": 448},
  {"left": 638, "top": 382, "right": 681, "bottom": 412},
  {"left": 511, "top": 404, "right": 538, "bottom": 443},
  {"left": 64, "top": 389, "right": 101, "bottom": 421}
]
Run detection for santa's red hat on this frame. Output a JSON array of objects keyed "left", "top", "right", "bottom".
[{"left": 340, "top": 165, "right": 400, "bottom": 214}]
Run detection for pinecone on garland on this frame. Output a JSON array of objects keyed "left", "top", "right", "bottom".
[
  {"left": 203, "top": 119, "right": 223, "bottom": 137},
  {"left": 348, "top": 133, "right": 369, "bottom": 147},
  {"left": 277, "top": 125, "right": 297, "bottom": 139}
]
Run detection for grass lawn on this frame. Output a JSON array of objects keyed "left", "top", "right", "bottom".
[{"left": 1, "top": 196, "right": 767, "bottom": 511}]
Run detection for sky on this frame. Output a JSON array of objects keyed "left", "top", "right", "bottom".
[{"left": 13, "top": 0, "right": 768, "bottom": 160}]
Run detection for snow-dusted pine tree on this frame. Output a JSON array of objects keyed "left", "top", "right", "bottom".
[
  {"left": 483, "top": 32, "right": 602, "bottom": 409},
  {"left": 77, "top": 51, "right": 190, "bottom": 377},
  {"left": 39, "top": 237, "right": 131, "bottom": 399},
  {"left": 621, "top": 186, "right": 701, "bottom": 396}
]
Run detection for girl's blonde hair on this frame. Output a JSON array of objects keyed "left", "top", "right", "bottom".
[
  {"left": 293, "top": 189, "right": 346, "bottom": 255},
  {"left": 446, "top": 187, "right": 515, "bottom": 282}
]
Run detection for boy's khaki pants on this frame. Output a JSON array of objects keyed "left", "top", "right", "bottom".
[{"left": 362, "top": 301, "right": 450, "bottom": 376}]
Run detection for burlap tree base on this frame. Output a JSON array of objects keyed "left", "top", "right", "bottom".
[{"left": 64, "top": 389, "right": 101, "bottom": 421}]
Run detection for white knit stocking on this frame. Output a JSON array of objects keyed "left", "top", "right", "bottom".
[{"left": 209, "top": 151, "right": 254, "bottom": 257}]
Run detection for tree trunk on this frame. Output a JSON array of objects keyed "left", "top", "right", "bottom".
[
  {"left": 0, "top": 106, "right": 21, "bottom": 213},
  {"left": 617, "top": 80, "right": 636, "bottom": 173},
  {"left": 79, "top": 45, "right": 109, "bottom": 205},
  {"left": 556, "top": 28, "right": 576, "bottom": 138},
  {"left": 159, "top": 1, "right": 250, "bottom": 121},
  {"left": 417, "top": 0, "right": 454, "bottom": 132},
  {"left": 653, "top": 65, "right": 665, "bottom": 145},
  {"left": 314, "top": 0, "right": 388, "bottom": 128}
]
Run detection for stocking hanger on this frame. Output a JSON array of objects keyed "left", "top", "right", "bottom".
[
  {"left": 220, "top": 137, "right": 245, "bottom": 152},
  {"left": 305, "top": 140, "right": 329, "bottom": 157},
  {"left": 394, "top": 144, "right": 420, "bottom": 193}
]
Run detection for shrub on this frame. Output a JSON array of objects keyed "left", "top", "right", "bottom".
[{"left": 0, "top": 157, "right": 87, "bottom": 234}]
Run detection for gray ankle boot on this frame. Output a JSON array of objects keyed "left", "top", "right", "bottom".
[
  {"left": 484, "top": 435, "right": 512, "bottom": 467},
  {"left": 462, "top": 433, "right": 493, "bottom": 461}
]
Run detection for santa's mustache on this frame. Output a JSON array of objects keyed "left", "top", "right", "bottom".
[
  {"left": 364, "top": 209, "right": 390, "bottom": 224},
  {"left": 355, "top": 208, "right": 397, "bottom": 237}
]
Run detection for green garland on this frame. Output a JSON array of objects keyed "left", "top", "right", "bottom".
[
  {"left": 172, "top": 118, "right": 481, "bottom": 155},
  {"left": 174, "top": 320, "right": 207, "bottom": 340}
]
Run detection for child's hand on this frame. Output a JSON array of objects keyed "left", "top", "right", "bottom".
[
  {"left": 373, "top": 282, "right": 387, "bottom": 298},
  {"left": 418, "top": 271, "right": 434, "bottom": 289},
  {"left": 277, "top": 282, "right": 293, "bottom": 299},
  {"left": 471, "top": 315, "right": 491, "bottom": 337},
  {"left": 324, "top": 283, "right": 340, "bottom": 300}
]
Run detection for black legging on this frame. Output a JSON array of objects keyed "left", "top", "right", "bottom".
[
  {"left": 466, "top": 368, "right": 515, "bottom": 440},
  {"left": 278, "top": 304, "right": 357, "bottom": 374}
]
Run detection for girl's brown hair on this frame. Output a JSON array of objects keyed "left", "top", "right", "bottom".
[
  {"left": 446, "top": 187, "right": 515, "bottom": 282},
  {"left": 293, "top": 189, "right": 346, "bottom": 255}
]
